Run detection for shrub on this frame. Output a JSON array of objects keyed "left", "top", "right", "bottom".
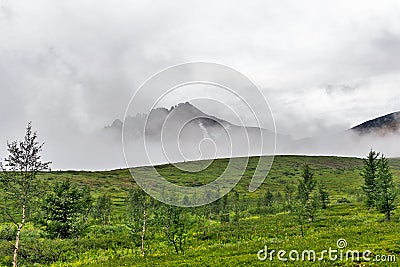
[{"left": 337, "top": 197, "right": 351, "bottom": 204}]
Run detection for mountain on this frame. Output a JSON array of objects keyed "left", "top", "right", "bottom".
[
  {"left": 106, "top": 103, "right": 400, "bottom": 161},
  {"left": 286, "top": 111, "right": 400, "bottom": 157},
  {"left": 106, "top": 102, "right": 235, "bottom": 137},
  {"left": 351, "top": 111, "right": 400, "bottom": 136},
  {"left": 104, "top": 106, "right": 400, "bottom": 165},
  {"left": 105, "top": 102, "right": 289, "bottom": 162}
]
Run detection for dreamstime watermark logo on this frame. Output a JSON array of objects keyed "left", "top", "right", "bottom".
[
  {"left": 257, "top": 238, "right": 396, "bottom": 263},
  {"left": 122, "top": 62, "right": 276, "bottom": 207}
]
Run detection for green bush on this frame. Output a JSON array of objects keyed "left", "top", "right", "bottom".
[
  {"left": 0, "top": 225, "right": 16, "bottom": 241},
  {"left": 337, "top": 197, "right": 351, "bottom": 203}
]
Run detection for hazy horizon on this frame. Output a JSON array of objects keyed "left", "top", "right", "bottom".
[{"left": 1, "top": 0, "right": 400, "bottom": 169}]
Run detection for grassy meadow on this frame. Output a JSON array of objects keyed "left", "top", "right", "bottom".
[{"left": 0, "top": 155, "right": 399, "bottom": 266}]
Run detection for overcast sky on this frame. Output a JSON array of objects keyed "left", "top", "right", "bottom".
[{"left": 1, "top": 0, "right": 400, "bottom": 168}]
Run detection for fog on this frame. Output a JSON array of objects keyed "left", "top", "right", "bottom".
[{"left": 1, "top": 1, "right": 400, "bottom": 169}]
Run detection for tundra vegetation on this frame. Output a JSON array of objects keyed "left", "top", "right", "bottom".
[{"left": 0, "top": 124, "right": 398, "bottom": 266}]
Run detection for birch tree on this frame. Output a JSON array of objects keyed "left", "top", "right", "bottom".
[{"left": 0, "top": 122, "right": 51, "bottom": 267}]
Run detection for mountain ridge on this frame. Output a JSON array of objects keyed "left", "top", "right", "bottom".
[
  {"left": 350, "top": 111, "right": 400, "bottom": 136},
  {"left": 104, "top": 103, "right": 400, "bottom": 162},
  {"left": 107, "top": 103, "right": 400, "bottom": 138}
]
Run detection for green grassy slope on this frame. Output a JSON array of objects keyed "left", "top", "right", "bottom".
[{"left": 1, "top": 155, "right": 399, "bottom": 266}]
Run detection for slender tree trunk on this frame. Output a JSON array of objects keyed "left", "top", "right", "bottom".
[
  {"left": 166, "top": 226, "right": 179, "bottom": 254},
  {"left": 13, "top": 204, "right": 25, "bottom": 267},
  {"left": 141, "top": 204, "right": 147, "bottom": 257},
  {"left": 171, "top": 234, "right": 178, "bottom": 254},
  {"left": 173, "top": 241, "right": 179, "bottom": 254}
]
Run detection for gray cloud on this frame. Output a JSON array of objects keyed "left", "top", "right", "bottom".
[
  {"left": 1, "top": 0, "right": 400, "bottom": 168},
  {"left": 369, "top": 31, "right": 400, "bottom": 73}
]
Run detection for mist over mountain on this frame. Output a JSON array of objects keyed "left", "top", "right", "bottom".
[
  {"left": 350, "top": 112, "right": 400, "bottom": 136},
  {"left": 108, "top": 102, "right": 284, "bottom": 140},
  {"left": 104, "top": 102, "right": 400, "bottom": 168},
  {"left": 287, "top": 111, "right": 400, "bottom": 157},
  {"left": 106, "top": 102, "right": 284, "bottom": 166}
]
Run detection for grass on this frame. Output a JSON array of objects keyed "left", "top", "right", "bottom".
[{"left": 0, "top": 155, "right": 399, "bottom": 266}]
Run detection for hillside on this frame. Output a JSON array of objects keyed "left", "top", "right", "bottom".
[
  {"left": 36, "top": 155, "right": 400, "bottom": 214},
  {"left": 1, "top": 155, "right": 399, "bottom": 266}
]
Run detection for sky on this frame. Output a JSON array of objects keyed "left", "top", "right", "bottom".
[{"left": 1, "top": 0, "right": 400, "bottom": 169}]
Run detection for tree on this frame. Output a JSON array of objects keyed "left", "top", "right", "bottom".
[
  {"left": 291, "top": 164, "right": 318, "bottom": 237},
  {"left": 92, "top": 194, "right": 112, "bottom": 225},
  {"left": 126, "top": 186, "right": 155, "bottom": 257},
  {"left": 257, "top": 189, "right": 275, "bottom": 214},
  {"left": 159, "top": 203, "right": 189, "bottom": 254},
  {"left": 375, "top": 155, "right": 397, "bottom": 221},
  {"left": 80, "top": 185, "right": 92, "bottom": 222},
  {"left": 284, "top": 184, "right": 295, "bottom": 211},
  {"left": 230, "top": 189, "right": 241, "bottom": 223},
  {"left": 40, "top": 179, "right": 92, "bottom": 238},
  {"left": 209, "top": 189, "right": 222, "bottom": 221},
  {"left": 264, "top": 189, "right": 274, "bottom": 207},
  {"left": 290, "top": 199, "right": 306, "bottom": 237},
  {"left": 361, "top": 150, "right": 380, "bottom": 208},
  {"left": 219, "top": 194, "right": 229, "bottom": 222},
  {"left": 229, "top": 189, "right": 245, "bottom": 241},
  {"left": 318, "top": 182, "right": 330, "bottom": 209},
  {"left": 0, "top": 122, "right": 51, "bottom": 267},
  {"left": 194, "top": 204, "right": 209, "bottom": 238},
  {"left": 297, "top": 164, "right": 317, "bottom": 222}
]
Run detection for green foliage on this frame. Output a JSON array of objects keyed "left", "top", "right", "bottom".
[
  {"left": 297, "top": 164, "right": 316, "bottom": 203},
  {"left": 263, "top": 189, "right": 274, "bottom": 207},
  {"left": 159, "top": 204, "right": 190, "bottom": 254},
  {"left": 92, "top": 194, "right": 112, "bottom": 225},
  {"left": 0, "top": 122, "right": 51, "bottom": 267},
  {"left": 361, "top": 151, "right": 398, "bottom": 221},
  {"left": 296, "top": 164, "right": 318, "bottom": 223},
  {"left": 0, "top": 155, "right": 399, "bottom": 266},
  {"left": 38, "top": 179, "right": 92, "bottom": 238},
  {"left": 318, "top": 182, "right": 330, "bottom": 209},
  {"left": 361, "top": 150, "right": 380, "bottom": 207},
  {"left": 219, "top": 194, "right": 229, "bottom": 222},
  {"left": 257, "top": 189, "right": 278, "bottom": 214},
  {"left": 0, "top": 122, "right": 51, "bottom": 209},
  {"left": 375, "top": 155, "right": 397, "bottom": 221},
  {"left": 283, "top": 183, "right": 295, "bottom": 211},
  {"left": 126, "top": 186, "right": 153, "bottom": 245},
  {"left": 337, "top": 197, "right": 351, "bottom": 204},
  {"left": 0, "top": 224, "right": 17, "bottom": 241}
]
